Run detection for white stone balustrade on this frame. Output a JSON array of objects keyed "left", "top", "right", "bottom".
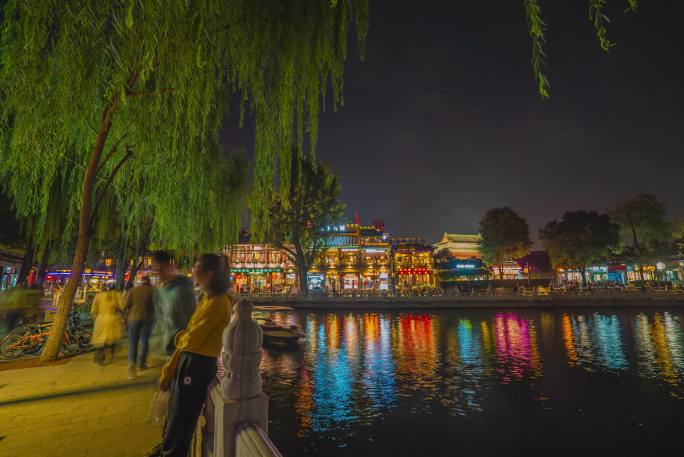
[{"left": 194, "top": 299, "right": 277, "bottom": 457}]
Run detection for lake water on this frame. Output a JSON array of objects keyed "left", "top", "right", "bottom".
[{"left": 258, "top": 308, "right": 684, "bottom": 456}]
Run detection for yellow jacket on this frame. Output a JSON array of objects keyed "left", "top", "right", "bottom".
[{"left": 160, "top": 293, "right": 232, "bottom": 385}]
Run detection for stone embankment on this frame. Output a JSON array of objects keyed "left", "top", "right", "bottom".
[{"left": 249, "top": 294, "right": 684, "bottom": 309}]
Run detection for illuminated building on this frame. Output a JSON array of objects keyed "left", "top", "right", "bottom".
[
  {"left": 390, "top": 237, "right": 436, "bottom": 292},
  {"left": 433, "top": 233, "right": 482, "bottom": 259},
  {"left": 224, "top": 243, "right": 296, "bottom": 294},
  {"left": 433, "top": 234, "right": 487, "bottom": 286},
  {"left": 310, "top": 222, "right": 392, "bottom": 292}
]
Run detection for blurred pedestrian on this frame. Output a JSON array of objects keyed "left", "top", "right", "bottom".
[
  {"left": 149, "top": 253, "right": 232, "bottom": 457},
  {"left": 153, "top": 251, "right": 196, "bottom": 356},
  {"left": 123, "top": 276, "right": 157, "bottom": 378},
  {"left": 1, "top": 282, "right": 25, "bottom": 331},
  {"left": 52, "top": 283, "right": 63, "bottom": 309},
  {"left": 91, "top": 285, "right": 123, "bottom": 365},
  {"left": 0, "top": 281, "right": 41, "bottom": 331}
]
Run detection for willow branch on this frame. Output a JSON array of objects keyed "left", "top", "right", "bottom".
[
  {"left": 126, "top": 88, "right": 175, "bottom": 97},
  {"left": 91, "top": 148, "right": 133, "bottom": 226},
  {"left": 97, "top": 133, "right": 128, "bottom": 175}
]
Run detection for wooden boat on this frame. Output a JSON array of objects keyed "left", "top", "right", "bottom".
[
  {"left": 251, "top": 306, "right": 303, "bottom": 347},
  {"left": 253, "top": 315, "right": 304, "bottom": 347}
]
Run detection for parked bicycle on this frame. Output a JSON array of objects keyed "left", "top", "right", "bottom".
[{"left": 0, "top": 308, "right": 91, "bottom": 359}]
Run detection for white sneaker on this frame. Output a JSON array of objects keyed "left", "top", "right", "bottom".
[{"left": 128, "top": 364, "right": 136, "bottom": 380}]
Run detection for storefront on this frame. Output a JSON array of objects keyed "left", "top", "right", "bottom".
[
  {"left": 397, "top": 267, "right": 433, "bottom": 289},
  {"left": 0, "top": 251, "right": 21, "bottom": 291},
  {"left": 230, "top": 267, "right": 293, "bottom": 294},
  {"left": 490, "top": 261, "right": 522, "bottom": 280},
  {"left": 626, "top": 264, "right": 656, "bottom": 282},
  {"left": 44, "top": 269, "right": 114, "bottom": 302}
]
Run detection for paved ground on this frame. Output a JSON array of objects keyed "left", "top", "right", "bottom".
[{"left": 0, "top": 340, "right": 165, "bottom": 457}]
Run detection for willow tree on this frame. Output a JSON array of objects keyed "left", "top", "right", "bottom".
[{"left": 0, "top": 0, "right": 368, "bottom": 361}]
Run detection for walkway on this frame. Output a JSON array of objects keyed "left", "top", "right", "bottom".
[{"left": 0, "top": 343, "right": 164, "bottom": 457}]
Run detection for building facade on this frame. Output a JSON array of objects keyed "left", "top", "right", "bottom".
[
  {"left": 433, "top": 233, "right": 482, "bottom": 259},
  {"left": 309, "top": 223, "right": 393, "bottom": 293},
  {"left": 391, "top": 237, "right": 436, "bottom": 293},
  {"left": 225, "top": 244, "right": 297, "bottom": 294}
]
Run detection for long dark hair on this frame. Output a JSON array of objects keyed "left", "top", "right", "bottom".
[{"left": 198, "top": 253, "right": 229, "bottom": 296}]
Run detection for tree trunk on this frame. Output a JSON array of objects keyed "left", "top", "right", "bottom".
[
  {"left": 579, "top": 266, "right": 588, "bottom": 287},
  {"left": 499, "top": 261, "right": 504, "bottom": 280},
  {"left": 114, "top": 253, "right": 129, "bottom": 290},
  {"left": 41, "top": 106, "right": 114, "bottom": 362},
  {"left": 627, "top": 214, "right": 644, "bottom": 281},
  {"left": 126, "top": 218, "right": 153, "bottom": 287},
  {"left": 35, "top": 247, "right": 51, "bottom": 289},
  {"left": 294, "top": 242, "right": 309, "bottom": 296},
  {"left": 17, "top": 236, "right": 35, "bottom": 285}
]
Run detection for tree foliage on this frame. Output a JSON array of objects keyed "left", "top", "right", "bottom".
[
  {"left": 478, "top": 207, "right": 531, "bottom": 279},
  {"left": 0, "top": 0, "right": 366, "bottom": 360},
  {"left": 0, "top": 192, "right": 22, "bottom": 251},
  {"left": 539, "top": 210, "right": 618, "bottom": 283},
  {"left": 267, "top": 153, "right": 344, "bottom": 295},
  {"left": 0, "top": 0, "right": 368, "bottom": 245},
  {"left": 611, "top": 193, "right": 670, "bottom": 260}
]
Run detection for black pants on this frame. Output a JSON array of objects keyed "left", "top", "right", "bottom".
[{"left": 161, "top": 352, "right": 217, "bottom": 457}]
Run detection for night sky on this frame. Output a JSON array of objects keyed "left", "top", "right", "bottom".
[{"left": 228, "top": 1, "right": 684, "bottom": 244}]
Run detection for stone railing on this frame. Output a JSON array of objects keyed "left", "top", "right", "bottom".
[
  {"left": 236, "top": 422, "right": 283, "bottom": 457},
  {"left": 193, "top": 299, "right": 283, "bottom": 457}
]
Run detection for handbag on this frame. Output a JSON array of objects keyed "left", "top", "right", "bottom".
[{"left": 147, "top": 390, "right": 171, "bottom": 424}]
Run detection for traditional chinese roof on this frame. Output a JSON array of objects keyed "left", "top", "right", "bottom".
[{"left": 436, "top": 233, "right": 481, "bottom": 244}]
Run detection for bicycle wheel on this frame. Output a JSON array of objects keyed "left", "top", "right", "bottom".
[
  {"left": 78, "top": 331, "right": 92, "bottom": 350},
  {"left": 61, "top": 332, "right": 81, "bottom": 355},
  {"left": 0, "top": 330, "right": 28, "bottom": 359}
]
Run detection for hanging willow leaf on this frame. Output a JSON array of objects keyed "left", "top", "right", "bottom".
[
  {"left": 524, "top": 0, "right": 549, "bottom": 99},
  {"left": 589, "top": 0, "right": 616, "bottom": 52}
]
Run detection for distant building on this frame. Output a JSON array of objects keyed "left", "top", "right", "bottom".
[
  {"left": 390, "top": 237, "right": 436, "bottom": 292},
  {"left": 310, "top": 223, "right": 392, "bottom": 292},
  {"left": 433, "top": 233, "right": 482, "bottom": 259},
  {"left": 224, "top": 244, "right": 296, "bottom": 294},
  {"left": 0, "top": 250, "right": 21, "bottom": 290}
]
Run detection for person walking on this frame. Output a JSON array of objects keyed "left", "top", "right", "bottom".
[
  {"left": 90, "top": 285, "right": 123, "bottom": 365},
  {"left": 122, "top": 276, "right": 157, "bottom": 378},
  {"left": 153, "top": 251, "right": 196, "bottom": 356},
  {"left": 1, "top": 283, "right": 26, "bottom": 332},
  {"left": 149, "top": 254, "right": 232, "bottom": 457}
]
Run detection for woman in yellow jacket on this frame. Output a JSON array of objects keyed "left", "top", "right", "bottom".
[
  {"left": 152, "top": 254, "right": 232, "bottom": 457},
  {"left": 90, "top": 286, "right": 123, "bottom": 364}
]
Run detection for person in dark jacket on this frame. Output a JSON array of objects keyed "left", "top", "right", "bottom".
[
  {"left": 153, "top": 251, "right": 196, "bottom": 356},
  {"left": 123, "top": 275, "right": 158, "bottom": 378},
  {"left": 149, "top": 253, "right": 232, "bottom": 457}
]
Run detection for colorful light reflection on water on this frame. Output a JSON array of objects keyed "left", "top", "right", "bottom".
[{"left": 260, "top": 308, "right": 684, "bottom": 456}]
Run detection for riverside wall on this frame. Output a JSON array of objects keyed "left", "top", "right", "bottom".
[{"left": 249, "top": 294, "right": 684, "bottom": 310}]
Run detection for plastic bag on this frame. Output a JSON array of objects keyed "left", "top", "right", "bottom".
[{"left": 147, "top": 390, "right": 170, "bottom": 424}]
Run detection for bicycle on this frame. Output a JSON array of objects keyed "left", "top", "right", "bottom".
[{"left": 0, "top": 308, "right": 91, "bottom": 359}]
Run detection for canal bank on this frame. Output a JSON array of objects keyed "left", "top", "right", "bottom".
[{"left": 250, "top": 294, "right": 684, "bottom": 309}]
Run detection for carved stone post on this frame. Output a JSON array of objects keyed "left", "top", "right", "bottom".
[
  {"left": 221, "top": 300, "right": 263, "bottom": 400},
  {"left": 199, "top": 299, "right": 269, "bottom": 457}
]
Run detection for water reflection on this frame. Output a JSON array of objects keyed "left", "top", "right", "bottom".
[
  {"left": 561, "top": 313, "right": 628, "bottom": 372},
  {"left": 633, "top": 312, "right": 684, "bottom": 389},
  {"left": 493, "top": 313, "right": 542, "bottom": 382},
  {"left": 260, "top": 308, "right": 684, "bottom": 439}
]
